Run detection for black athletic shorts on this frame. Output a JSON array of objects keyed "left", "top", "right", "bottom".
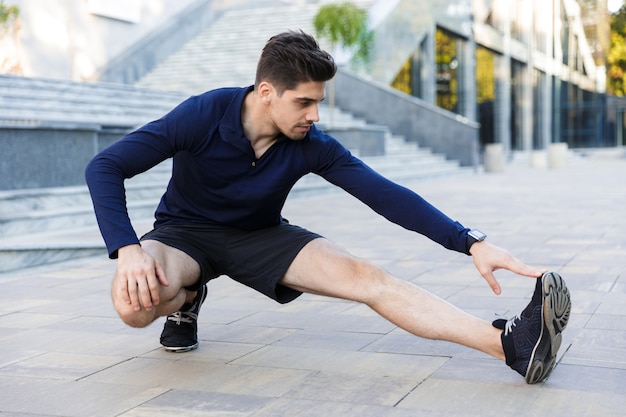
[{"left": 139, "top": 220, "right": 322, "bottom": 304}]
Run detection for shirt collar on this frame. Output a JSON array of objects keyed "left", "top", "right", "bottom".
[{"left": 219, "top": 85, "right": 313, "bottom": 149}]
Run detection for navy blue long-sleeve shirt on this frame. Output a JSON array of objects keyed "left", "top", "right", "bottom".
[{"left": 85, "top": 86, "right": 470, "bottom": 258}]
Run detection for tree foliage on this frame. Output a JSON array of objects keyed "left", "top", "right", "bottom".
[
  {"left": 607, "top": 5, "right": 626, "bottom": 96},
  {"left": 0, "top": 0, "right": 20, "bottom": 74},
  {"left": 313, "top": 1, "right": 373, "bottom": 67},
  {"left": 0, "top": 0, "right": 19, "bottom": 33}
]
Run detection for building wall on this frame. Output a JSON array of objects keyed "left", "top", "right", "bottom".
[
  {"left": 0, "top": 0, "right": 205, "bottom": 81},
  {"left": 360, "top": 0, "right": 610, "bottom": 152}
]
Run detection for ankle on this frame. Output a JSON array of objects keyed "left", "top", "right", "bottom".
[
  {"left": 184, "top": 290, "right": 198, "bottom": 304},
  {"left": 492, "top": 326, "right": 506, "bottom": 361}
]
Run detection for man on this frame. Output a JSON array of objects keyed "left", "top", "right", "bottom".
[{"left": 85, "top": 31, "right": 570, "bottom": 384}]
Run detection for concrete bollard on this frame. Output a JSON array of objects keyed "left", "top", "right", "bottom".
[
  {"left": 530, "top": 150, "right": 547, "bottom": 168},
  {"left": 549, "top": 142, "right": 568, "bottom": 169},
  {"left": 484, "top": 143, "right": 505, "bottom": 173}
]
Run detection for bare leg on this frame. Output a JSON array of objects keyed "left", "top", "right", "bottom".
[
  {"left": 111, "top": 240, "right": 201, "bottom": 328},
  {"left": 280, "top": 238, "right": 505, "bottom": 360}
]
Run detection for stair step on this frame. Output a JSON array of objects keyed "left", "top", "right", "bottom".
[
  {"left": 0, "top": 148, "right": 464, "bottom": 272},
  {"left": 0, "top": 171, "right": 468, "bottom": 273},
  {"left": 0, "top": 74, "right": 186, "bottom": 128},
  {"left": 0, "top": 150, "right": 453, "bottom": 234},
  {"left": 0, "top": 220, "right": 155, "bottom": 273}
]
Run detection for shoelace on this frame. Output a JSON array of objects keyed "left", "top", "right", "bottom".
[
  {"left": 166, "top": 286, "right": 206, "bottom": 325},
  {"left": 166, "top": 310, "right": 198, "bottom": 325},
  {"left": 504, "top": 314, "right": 521, "bottom": 336}
]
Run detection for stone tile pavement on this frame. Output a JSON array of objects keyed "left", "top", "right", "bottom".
[{"left": 0, "top": 152, "right": 624, "bottom": 416}]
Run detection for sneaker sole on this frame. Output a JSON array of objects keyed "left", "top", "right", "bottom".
[
  {"left": 525, "top": 272, "right": 571, "bottom": 384},
  {"left": 162, "top": 342, "right": 199, "bottom": 353}
]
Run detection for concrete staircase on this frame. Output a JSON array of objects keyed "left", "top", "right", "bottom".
[
  {"left": 0, "top": 75, "right": 184, "bottom": 271},
  {"left": 0, "top": 97, "right": 465, "bottom": 273},
  {"left": 0, "top": 74, "right": 187, "bottom": 128},
  {"left": 135, "top": 1, "right": 376, "bottom": 93},
  {"left": 0, "top": 0, "right": 471, "bottom": 273},
  {"left": 0, "top": 163, "right": 170, "bottom": 273}
]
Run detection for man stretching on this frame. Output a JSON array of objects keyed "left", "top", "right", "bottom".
[{"left": 85, "top": 31, "right": 570, "bottom": 384}]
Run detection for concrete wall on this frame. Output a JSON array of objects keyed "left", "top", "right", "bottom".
[
  {"left": 334, "top": 69, "right": 479, "bottom": 167},
  {"left": 324, "top": 126, "right": 388, "bottom": 157},
  {"left": 0, "top": 124, "right": 128, "bottom": 190},
  {"left": 1, "top": 0, "right": 204, "bottom": 81}
]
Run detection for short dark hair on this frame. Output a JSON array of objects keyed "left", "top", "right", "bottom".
[{"left": 255, "top": 30, "right": 337, "bottom": 95}]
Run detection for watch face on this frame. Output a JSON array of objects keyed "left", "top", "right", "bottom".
[{"left": 469, "top": 229, "right": 487, "bottom": 241}]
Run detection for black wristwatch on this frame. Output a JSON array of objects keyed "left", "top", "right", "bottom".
[{"left": 466, "top": 229, "right": 487, "bottom": 254}]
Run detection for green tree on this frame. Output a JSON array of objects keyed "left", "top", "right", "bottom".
[
  {"left": 313, "top": 1, "right": 373, "bottom": 69},
  {"left": 313, "top": 2, "right": 373, "bottom": 127},
  {"left": 607, "top": 5, "right": 626, "bottom": 96},
  {"left": 0, "top": 0, "right": 20, "bottom": 74},
  {"left": 0, "top": 0, "right": 19, "bottom": 33}
]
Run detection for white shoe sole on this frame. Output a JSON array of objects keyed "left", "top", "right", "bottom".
[{"left": 525, "top": 272, "right": 571, "bottom": 384}]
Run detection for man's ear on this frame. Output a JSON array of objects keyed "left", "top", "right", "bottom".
[{"left": 257, "top": 81, "right": 273, "bottom": 104}]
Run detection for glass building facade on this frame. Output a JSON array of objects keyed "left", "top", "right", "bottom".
[{"left": 360, "top": 0, "right": 616, "bottom": 154}]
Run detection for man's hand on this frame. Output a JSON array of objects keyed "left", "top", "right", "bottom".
[
  {"left": 469, "top": 241, "right": 546, "bottom": 295},
  {"left": 114, "top": 244, "right": 169, "bottom": 312}
]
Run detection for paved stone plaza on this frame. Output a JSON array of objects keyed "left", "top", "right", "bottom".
[{"left": 0, "top": 153, "right": 624, "bottom": 416}]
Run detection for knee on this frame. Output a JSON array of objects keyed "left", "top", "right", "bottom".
[
  {"left": 352, "top": 258, "right": 388, "bottom": 284},
  {"left": 349, "top": 258, "right": 393, "bottom": 300},
  {"left": 113, "top": 298, "right": 154, "bottom": 328}
]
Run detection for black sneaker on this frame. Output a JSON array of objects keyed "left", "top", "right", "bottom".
[
  {"left": 160, "top": 284, "right": 208, "bottom": 352},
  {"left": 493, "top": 272, "right": 571, "bottom": 384}
]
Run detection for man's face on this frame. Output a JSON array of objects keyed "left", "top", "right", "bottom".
[{"left": 268, "top": 81, "right": 326, "bottom": 140}]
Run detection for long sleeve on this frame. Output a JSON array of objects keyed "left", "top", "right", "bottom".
[
  {"left": 84, "top": 95, "right": 202, "bottom": 257},
  {"left": 85, "top": 151, "right": 141, "bottom": 258},
  {"left": 306, "top": 130, "right": 470, "bottom": 254}
]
